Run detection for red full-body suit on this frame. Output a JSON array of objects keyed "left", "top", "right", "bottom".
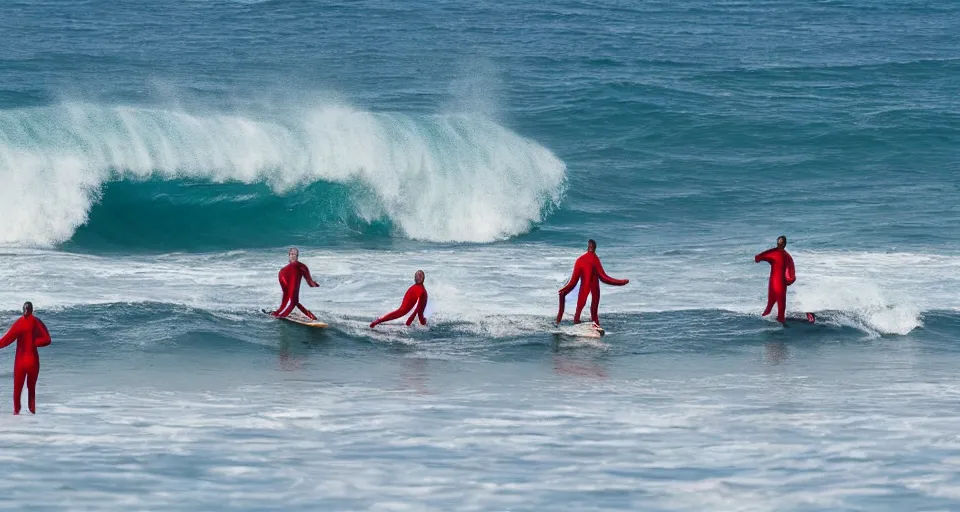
[
  {"left": 755, "top": 247, "right": 796, "bottom": 323},
  {"left": 0, "top": 314, "right": 51, "bottom": 414},
  {"left": 371, "top": 284, "right": 428, "bottom": 327},
  {"left": 557, "top": 252, "right": 628, "bottom": 326},
  {"left": 272, "top": 262, "right": 318, "bottom": 319}
]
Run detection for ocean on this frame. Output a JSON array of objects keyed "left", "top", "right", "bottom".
[{"left": 1, "top": 0, "right": 959, "bottom": 509}]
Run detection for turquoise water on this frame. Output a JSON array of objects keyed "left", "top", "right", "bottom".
[{"left": 1, "top": 0, "right": 959, "bottom": 509}]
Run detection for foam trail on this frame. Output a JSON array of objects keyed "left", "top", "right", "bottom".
[
  {"left": 792, "top": 278, "right": 922, "bottom": 336},
  {"left": 0, "top": 247, "right": 951, "bottom": 337},
  {"left": 0, "top": 102, "right": 567, "bottom": 246}
]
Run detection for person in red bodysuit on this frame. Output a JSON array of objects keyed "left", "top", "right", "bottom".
[
  {"left": 755, "top": 235, "right": 797, "bottom": 324},
  {"left": 370, "top": 270, "right": 428, "bottom": 328},
  {"left": 270, "top": 247, "right": 320, "bottom": 319},
  {"left": 0, "top": 302, "right": 52, "bottom": 415},
  {"left": 556, "top": 239, "right": 629, "bottom": 327}
]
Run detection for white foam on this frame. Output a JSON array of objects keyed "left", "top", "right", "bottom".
[
  {"left": 14, "top": 365, "right": 960, "bottom": 510},
  {"left": 0, "top": 102, "right": 566, "bottom": 245},
  {"left": 791, "top": 278, "right": 922, "bottom": 336},
  {"left": 0, "top": 246, "right": 954, "bottom": 336}
]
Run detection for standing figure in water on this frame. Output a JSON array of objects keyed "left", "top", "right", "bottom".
[
  {"left": 270, "top": 247, "right": 320, "bottom": 320},
  {"left": 0, "top": 302, "right": 52, "bottom": 415},
  {"left": 370, "top": 270, "right": 429, "bottom": 328},
  {"left": 754, "top": 235, "right": 799, "bottom": 325},
  {"left": 556, "top": 239, "right": 629, "bottom": 328}
]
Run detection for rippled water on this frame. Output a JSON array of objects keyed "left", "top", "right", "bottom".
[{"left": 1, "top": 0, "right": 959, "bottom": 509}]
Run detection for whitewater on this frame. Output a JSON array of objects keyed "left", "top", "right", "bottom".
[
  {"left": 0, "top": 245, "right": 952, "bottom": 337},
  {"left": 0, "top": 102, "right": 566, "bottom": 245},
  {"left": 2, "top": 0, "right": 960, "bottom": 510}
]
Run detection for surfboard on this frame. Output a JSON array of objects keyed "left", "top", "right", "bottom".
[
  {"left": 553, "top": 323, "right": 605, "bottom": 338},
  {"left": 783, "top": 312, "right": 817, "bottom": 325},
  {"left": 261, "top": 309, "right": 328, "bottom": 328}
]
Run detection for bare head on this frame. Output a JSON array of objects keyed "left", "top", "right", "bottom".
[
  {"left": 288, "top": 247, "right": 299, "bottom": 263},
  {"left": 414, "top": 270, "right": 425, "bottom": 284},
  {"left": 777, "top": 236, "right": 787, "bottom": 249},
  {"left": 22, "top": 301, "right": 33, "bottom": 317},
  {"left": 587, "top": 239, "right": 597, "bottom": 253}
]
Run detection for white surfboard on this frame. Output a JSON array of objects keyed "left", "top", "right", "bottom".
[
  {"left": 262, "top": 309, "right": 328, "bottom": 328},
  {"left": 553, "top": 323, "right": 605, "bottom": 338}
]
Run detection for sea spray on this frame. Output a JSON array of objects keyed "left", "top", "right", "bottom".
[{"left": 0, "top": 102, "right": 567, "bottom": 246}]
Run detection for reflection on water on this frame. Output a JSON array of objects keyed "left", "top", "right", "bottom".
[
  {"left": 276, "top": 325, "right": 325, "bottom": 372},
  {"left": 765, "top": 342, "right": 789, "bottom": 365},
  {"left": 552, "top": 355, "right": 608, "bottom": 379},
  {"left": 399, "top": 357, "right": 430, "bottom": 394}
]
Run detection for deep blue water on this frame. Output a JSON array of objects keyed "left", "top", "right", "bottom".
[{"left": 1, "top": 0, "right": 959, "bottom": 509}]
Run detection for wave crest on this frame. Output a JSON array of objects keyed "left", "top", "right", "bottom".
[{"left": 0, "top": 102, "right": 567, "bottom": 247}]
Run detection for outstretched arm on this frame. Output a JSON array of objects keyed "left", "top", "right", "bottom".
[
  {"left": 558, "top": 265, "right": 582, "bottom": 296},
  {"left": 406, "top": 289, "right": 428, "bottom": 326},
  {"left": 34, "top": 319, "right": 51, "bottom": 348},
  {"left": 299, "top": 263, "right": 319, "bottom": 287},
  {"left": 755, "top": 248, "right": 776, "bottom": 263},
  {"left": 784, "top": 253, "right": 796, "bottom": 285},
  {"left": 596, "top": 260, "right": 629, "bottom": 286},
  {"left": 556, "top": 265, "right": 582, "bottom": 324},
  {"left": 0, "top": 320, "right": 22, "bottom": 349}
]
